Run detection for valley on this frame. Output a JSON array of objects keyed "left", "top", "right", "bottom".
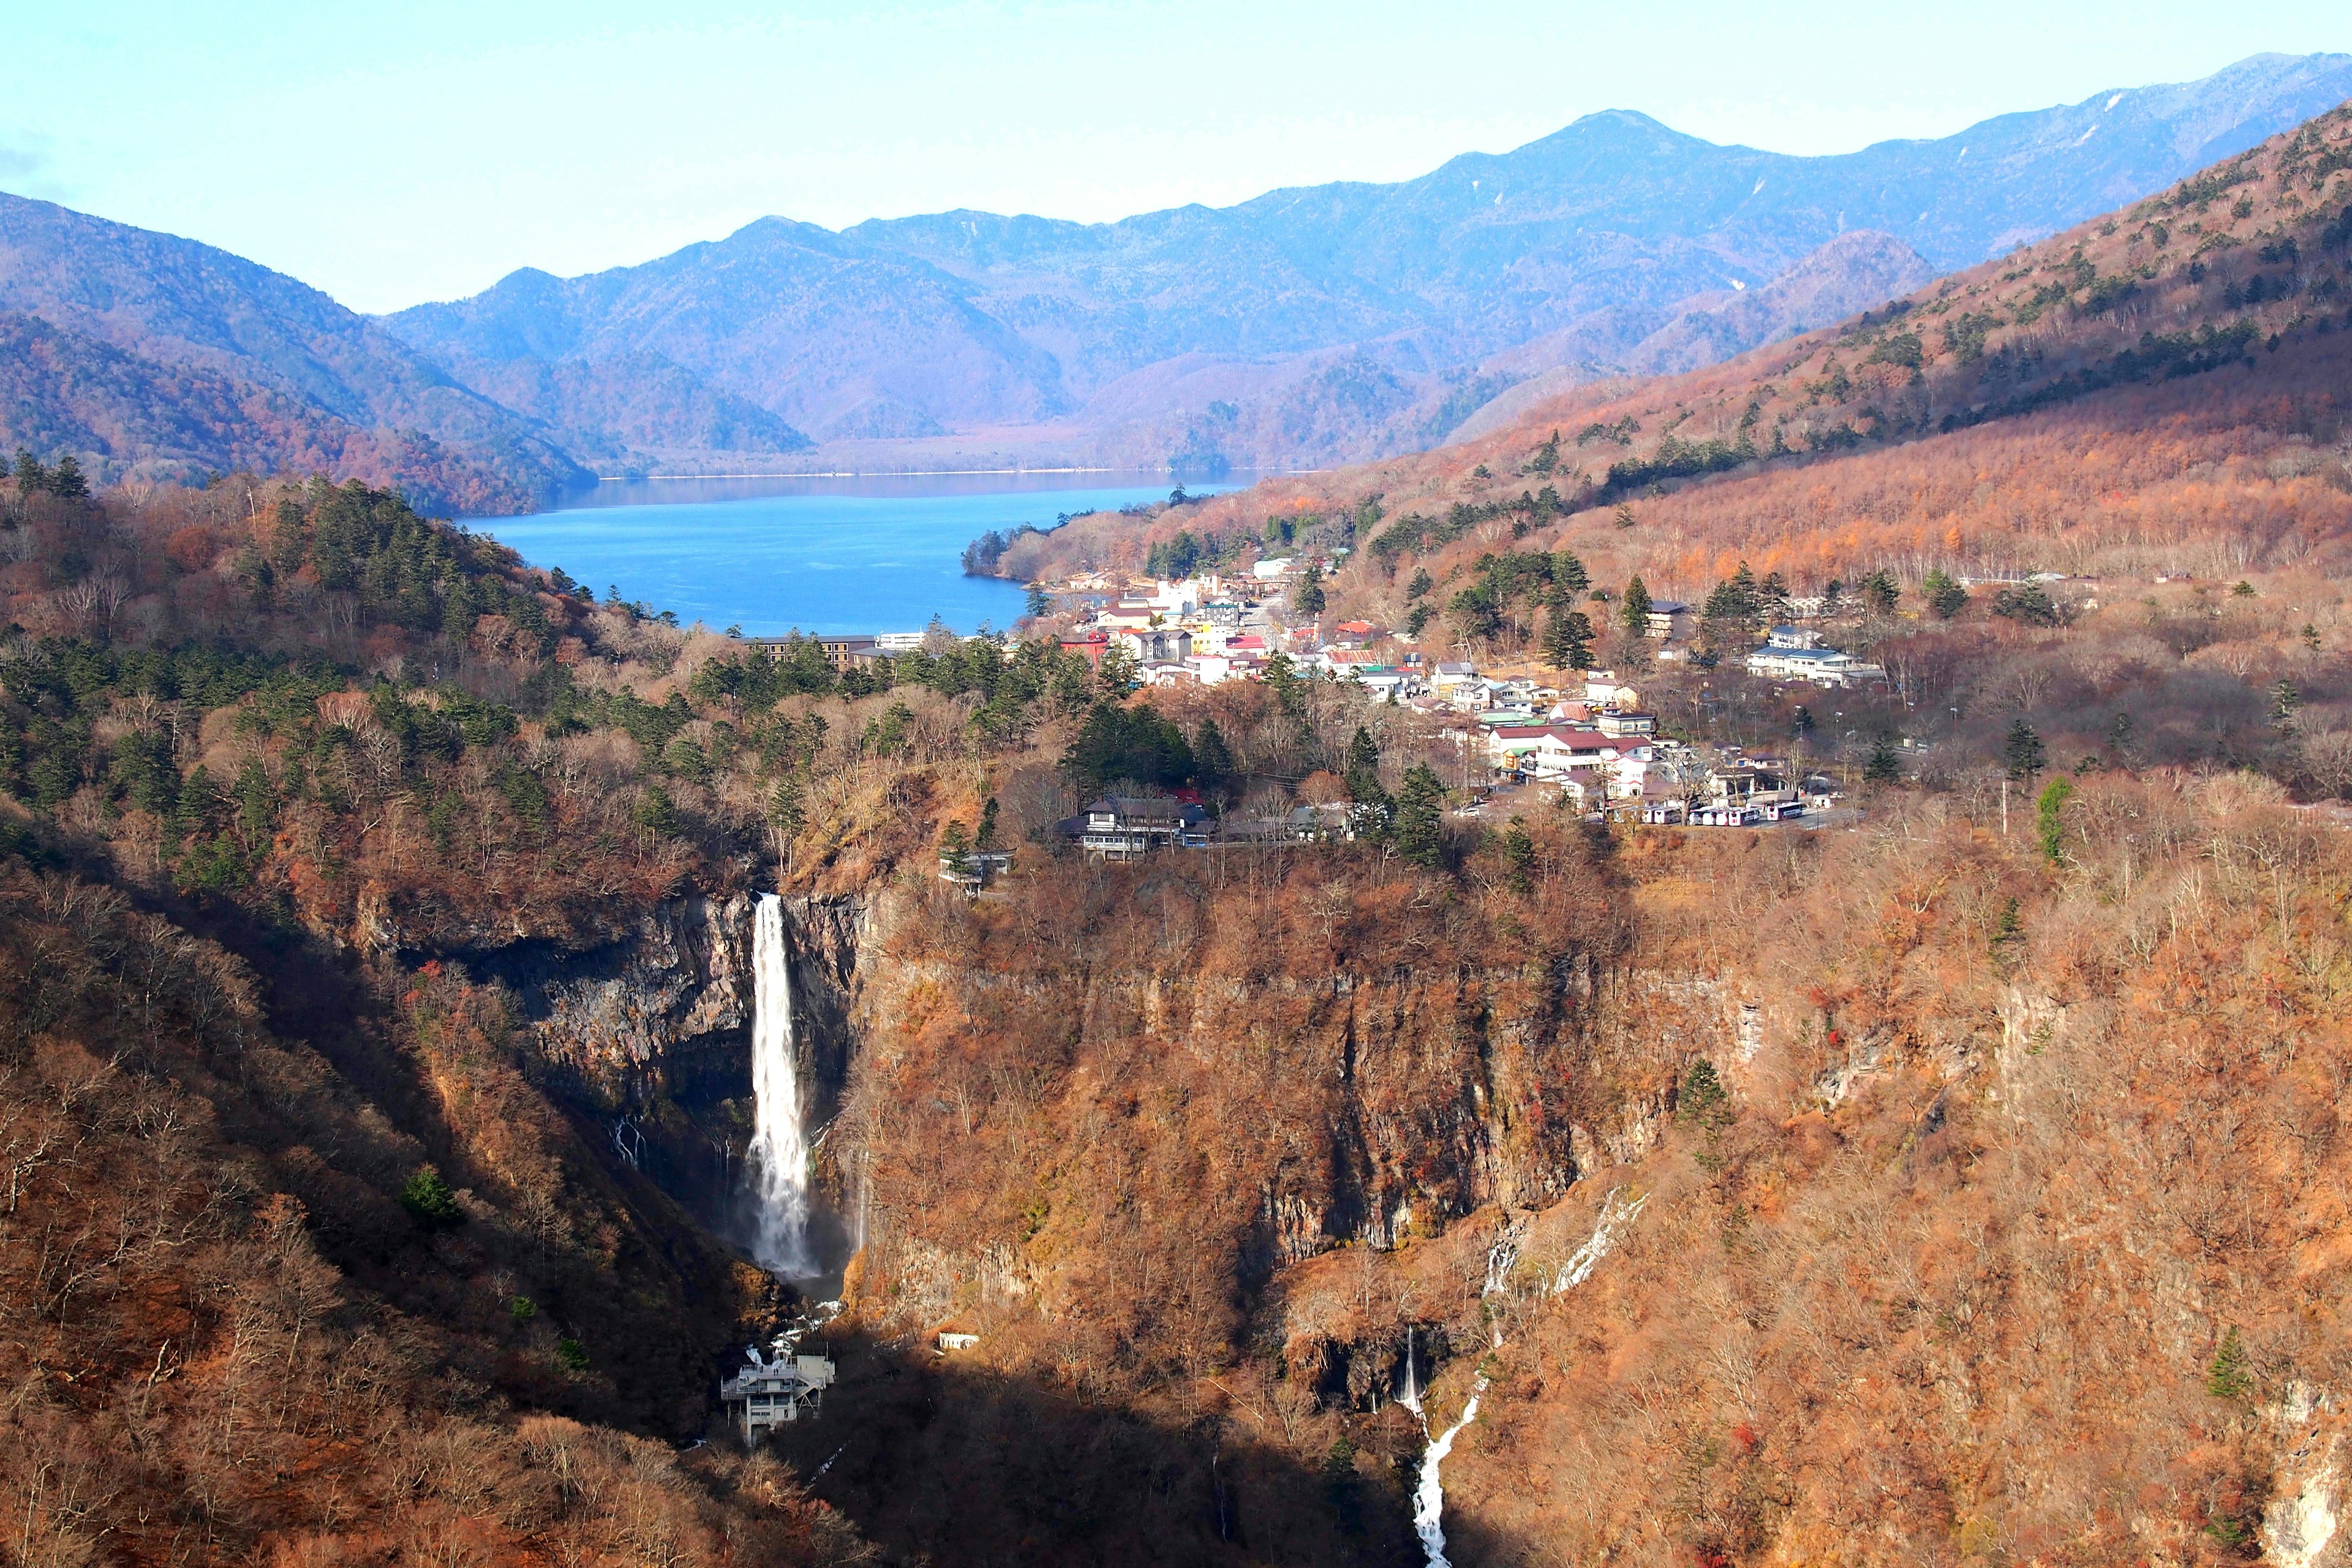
[{"left": 3, "top": 50, "right": 2352, "bottom": 1568}]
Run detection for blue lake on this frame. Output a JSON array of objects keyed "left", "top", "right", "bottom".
[{"left": 464, "top": 473, "right": 1245, "bottom": 637}]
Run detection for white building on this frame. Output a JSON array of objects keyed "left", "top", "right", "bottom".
[
  {"left": 1584, "top": 672, "right": 1640, "bottom": 708},
  {"left": 1744, "top": 644, "right": 1886, "bottom": 687}
]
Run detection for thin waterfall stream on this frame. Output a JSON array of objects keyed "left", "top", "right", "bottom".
[
  {"left": 747, "top": 894, "right": 813, "bottom": 1275},
  {"left": 1411, "top": 1189, "right": 1648, "bottom": 1568}
]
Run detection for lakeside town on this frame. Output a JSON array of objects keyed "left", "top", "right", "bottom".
[{"left": 778, "top": 523, "right": 2110, "bottom": 867}]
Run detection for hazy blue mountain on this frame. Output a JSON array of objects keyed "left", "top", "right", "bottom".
[
  {"left": 6, "top": 52, "right": 2345, "bottom": 499},
  {"left": 383, "top": 52, "right": 2352, "bottom": 471}
]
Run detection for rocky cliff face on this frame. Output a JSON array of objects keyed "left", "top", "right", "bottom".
[{"left": 431, "top": 890, "right": 869, "bottom": 1245}]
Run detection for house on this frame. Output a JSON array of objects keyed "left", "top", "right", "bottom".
[
  {"left": 720, "top": 1345, "right": 837, "bottom": 1439},
  {"left": 816, "top": 634, "right": 880, "bottom": 669},
  {"left": 1285, "top": 802, "right": 1360, "bottom": 842},
  {"left": 1070, "top": 796, "right": 1204, "bottom": 860},
  {"left": 939, "top": 848, "right": 1014, "bottom": 894},
  {"left": 1597, "top": 709, "right": 1656, "bottom": 739},
  {"left": 1487, "top": 725, "right": 1651, "bottom": 796},
  {"left": 1117, "top": 627, "right": 1193, "bottom": 663},
  {"left": 1764, "top": 624, "right": 1819, "bottom": 650},
  {"left": 1431, "top": 661, "right": 1479, "bottom": 691},
  {"left": 1744, "top": 644, "right": 1887, "bottom": 687},
  {"left": 1584, "top": 672, "right": 1640, "bottom": 708},
  {"left": 1316, "top": 647, "right": 1389, "bottom": 678},
  {"left": 1253, "top": 557, "right": 1295, "bottom": 579},
  {"left": 747, "top": 634, "right": 889, "bottom": 672},
  {"left": 1645, "top": 600, "right": 1692, "bottom": 639}
]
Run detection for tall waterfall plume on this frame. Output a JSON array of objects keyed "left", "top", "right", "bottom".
[{"left": 747, "top": 894, "right": 813, "bottom": 1275}]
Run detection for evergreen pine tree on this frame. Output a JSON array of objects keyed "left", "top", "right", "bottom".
[
  {"left": 2206, "top": 1326, "right": 2253, "bottom": 1400},
  {"left": 1194, "top": 719, "right": 1237, "bottom": 796},
  {"left": 1864, "top": 738, "right": 1902, "bottom": 784},
  {"left": 1542, "top": 608, "right": 1595, "bottom": 670},
  {"left": 2004, "top": 721, "right": 2046, "bottom": 781},
  {"left": 2272, "top": 677, "right": 2301, "bottom": 730},
  {"left": 48, "top": 456, "right": 89, "bottom": 500},
  {"left": 398, "top": 1165, "right": 466, "bottom": 1231},
  {"left": 1679, "top": 1059, "right": 1731, "bottom": 1130},
  {"left": 2035, "top": 777, "right": 2073, "bottom": 864},
  {"left": 1620, "top": 575, "right": 1654, "bottom": 641},
  {"left": 1550, "top": 549, "right": 1589, "bottom": 599},
  {"left": 1500, "top": 815, "right": 1536, "bottom": 896},
  {"left": 1922, "top": 569, "right": 1969, "bottom": 619},
  {"left": 1293, "top": 563, "right": 1326, "bottom": 616},
  {"left": 1392, "top": 765, "right": 1444, "bottom": 869}
]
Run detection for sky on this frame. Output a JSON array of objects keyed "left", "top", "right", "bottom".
[{"left": 9, "top": 1, "right": 2351, "bottom": 314}]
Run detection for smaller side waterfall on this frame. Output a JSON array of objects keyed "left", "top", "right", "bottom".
[
  {"left": 1412, "top": 1391, "right": 1482, "bottom": 1568},
  {"left": 1414, "top": 1190, "right": 1648, "bottom": 1568},
  {"left": 746, "top": 894, "right": 813, "bottom": 1275}
]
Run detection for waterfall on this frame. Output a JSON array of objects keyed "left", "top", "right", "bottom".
[
  {"left": 1399, "top": 1325, "right": 1422, "bottom": 1417},
  {"left": 747, "top": 894, "right": 813, "bottom": 1275},
  {"left": 1412, "top": 1390, "right": 1482, "bottom": 1568},
  {"left": 1414, "top": 1191, "right": 1646, "bottom": 1568}
]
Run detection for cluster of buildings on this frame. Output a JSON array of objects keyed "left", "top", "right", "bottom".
[
  {"left": 1433, "top": 673, "right": 1831, "bottom": 822},
  {"left": 1054, "top": 570, "right": 1297, "bottom": 686}
]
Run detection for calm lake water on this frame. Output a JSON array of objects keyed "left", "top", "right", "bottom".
[{"left": 464, "top": 473, "right": 1244, "bottom": 637}]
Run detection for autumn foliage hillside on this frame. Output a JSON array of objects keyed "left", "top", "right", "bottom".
[
  {"left": 12, "top": 130, "right": 2352, "bottom": 1561},
  {"left": 1003, "top": 99, "right": 2352, "bottom": 606}
]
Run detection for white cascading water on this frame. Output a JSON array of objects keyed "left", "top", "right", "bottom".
[
  {"left": 1412, "top": 1391, "right": 1482, "bottom": 1568},
  {"left": 747, "top": 894, "right": 813, "bottom": 1275},
  {"left": 1412, "top": 1190, "right": 1646, "bottom": 1568}
]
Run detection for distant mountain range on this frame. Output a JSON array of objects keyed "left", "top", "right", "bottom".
[{"left": 3, "top": 51, "right": 2348, "bottom": 510}]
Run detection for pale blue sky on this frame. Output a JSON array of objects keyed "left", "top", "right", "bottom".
[{"left": 10, "top": 1, "right": 2350, "bottom": 313}]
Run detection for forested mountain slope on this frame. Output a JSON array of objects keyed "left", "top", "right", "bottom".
[
  {"left": 383, "top": 53, "right": 2352, "bottom": 473},
  {"left": 1006, "top": 97, "right": 2352, "bottom": 606},
  {"left": 0, "top": 194, "right": 592, "bottom": 513},
  {"left": 8, "top": 298, "right": 2352, "bottom": 1564}
]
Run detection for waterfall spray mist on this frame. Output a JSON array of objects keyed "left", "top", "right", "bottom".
[{"left": 747, "top": 894, "right": 813, "bottom": 1275}]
